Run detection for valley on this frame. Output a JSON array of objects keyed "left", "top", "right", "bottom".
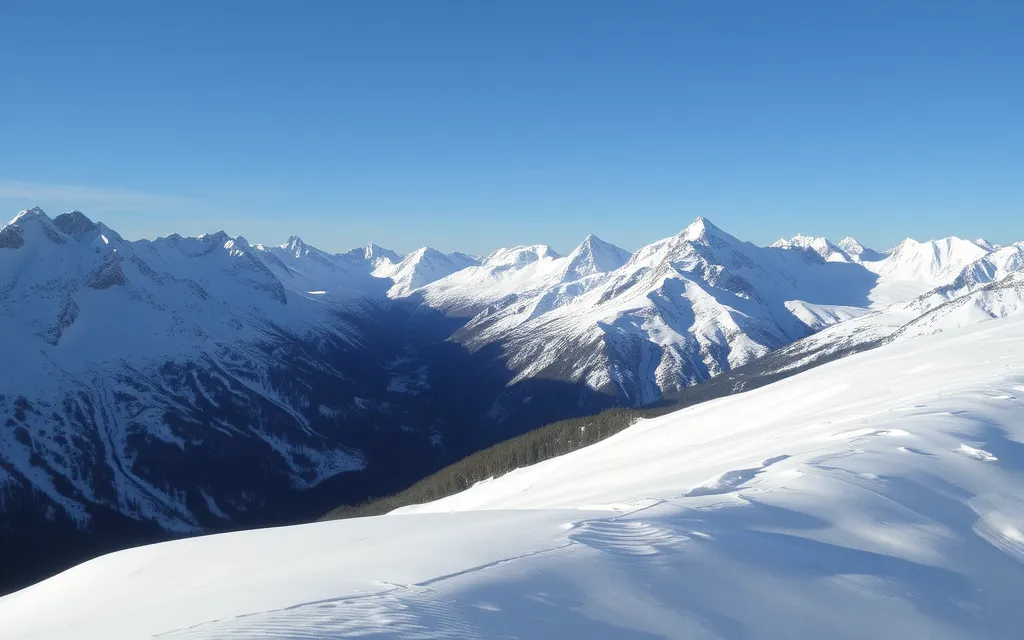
[{"left": 2, "top": 206, "right": 1023, "bottom": 595}]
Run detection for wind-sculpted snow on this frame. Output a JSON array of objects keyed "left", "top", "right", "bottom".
[{"left": 4, "top": 317, "right": 1024, "bottom": 639}]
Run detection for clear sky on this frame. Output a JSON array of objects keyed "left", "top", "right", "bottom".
[{"left": 1, "top": 1, "right": 1021, "bottom": 255}]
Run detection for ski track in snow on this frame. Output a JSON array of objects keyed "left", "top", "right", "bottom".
[{"left": 6, "top": 315, "right": 1024, "bottom": 639}]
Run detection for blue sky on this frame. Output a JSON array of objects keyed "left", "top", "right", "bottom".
[{"left": 1, "top": 1, "right": 1021, "bottom": 255}]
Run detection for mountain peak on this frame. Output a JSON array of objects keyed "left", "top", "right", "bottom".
[
  {"left": 771, "top": 234, "right": 850, "bottom": 263},
  {"left": 889, "top": 237, "right": 920, "bottom": 252},
  {"left": 449, "top": 251, "right": 480, "bottom": 264},
  {"left": 561, "top": 234, "right": 631, "bottom": 280},
  {"left": 838, "top": 237, "right": 864, "bottom": 251},
  {"left": 198, "top": 230, "right": 231, "bottom": 244},
  {"left": 880, "top": 235, "right": 991, "bottom": 281},
  {"left": 7, "top": 206, "right": 50, "bottom": 227},
  {"left": 483, "top": 244, "right": 560, "bottom": 269},
  {"left": 679, "top": 216, "right": 728, "bottom": 244},
  {"left": 838, "top": 237, "right": 884, "bottom": 262},
  {"left": 771, "top": 234, "right": 829, "bottom": 249},
  {"left": 281, "top": 235, "right": 310, "bottom": 255},
  {"left": 408, "top": 246, "right": 439, "bottom": 259},
  {"left": 889, "top": 235, "right": 981, "bottom": 257},
  {"left": 336, "top": 243, "right": 402, "bottom": 268},
  {"left": 191, "top": 231, "right": 237, "bottom": 254},
  {"left": 365, "top": 243, "right": 401, "bottom": 263},
  {"left": 52, "top": 210, "right": 98, "bottom": 241},
  {"left": 677, "top": 217, "right": 743, "bottom": 252},
  {"left": 384, "top": 246, "right": 479, "bottom": 297}
]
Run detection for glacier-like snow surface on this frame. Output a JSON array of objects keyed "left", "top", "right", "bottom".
[{"left": 3, "top": 317, "right": 1024, "bottom": 639}]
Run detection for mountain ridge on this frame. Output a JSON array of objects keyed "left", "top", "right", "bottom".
[{"left": 3, "top": 205, "right": 1024, "bottom": 595}]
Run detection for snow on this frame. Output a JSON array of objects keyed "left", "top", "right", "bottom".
[
  {"left": 409, "top": 219, "right": 1024, "bottom": 404},
  {"left": 7, "top": 207, "right": 1018, "bottom": 430},
  {"left": 438, "top": 218, "right": 882, "bottom": 401},
  {"left": 0, "top": 211, "right": 377, "bottom": 528},
  {"left": 418, "top": 244, "right": 567, "bottom": 314},
  {"left": 784, "top": 300, "right": 872, "bottom": 330},
  {"left": 4, "top": 316, "right": 1024, "bottom": 639},
  {"left": 894, "top": 271, "right": 1024, "bottom": 340},
  {"left": 863, "top": 236, "right": 991, "bottom": 307},
  {"left": 379, "top": 247, "right": 480, "bottom": 297},
  {"left": 838, "top": 236, "right": 885, "bottom": 262},
  {"left": 4, "top": 207, "right": 1024, "bottom": 614},
  {"left": 254, "top": 238, "right": 477, "bottom": 300},
  {"left": 771, "top": 234, "right": 851, "bottom": 262}
]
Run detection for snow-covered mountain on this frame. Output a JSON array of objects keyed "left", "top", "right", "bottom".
[
  {"left": 895, "top": 269, "right": 1024, "bottom": 340},
  {"left": 771, "top": 234, "right": 852, "bottom": 262},
  {"left": 253, "top": 236, "right": 479, "bottom": 300},
  {"left": 375, "top": 247, "right": 480, "bottom": 297},
  {"left": 861, "top": 236, "right": 992, "bottom": 306},
  {"left": 0, "top": 208, "right": 494, "bottom": 580},
  {"left": 427, "top": 219, "right": 881, "bottom": 406},
  {"left": 338, "top": 242, "right": 402, "bottom": 270},
  {"left": 838, "top": 236, "right": 885, "bottom": 262},
  {"left": 4, "top": 206, "right": 1024, "bottom": 595},
  {"left": 4, "top": 316, "right": 1023, "bottom": 639},
  {"left": 418, "top": 222, "right": 1022, "bottom": 409},
  {"left": 0, "top": 209, "right": 399, "bottom": 536},
  {"left": 414, "top": 243, "right": 568, "bottom": 314},
  {"left": 733, "top": 242, "right": 1024, "bottom": 380}
]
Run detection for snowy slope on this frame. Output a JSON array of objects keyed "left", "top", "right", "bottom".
[
  {"left": 937, "top": 244, "right": 1024, "bottom": 296},
  {"left": 4, "top": 316, "right": 1024, "bottom": 639},
  {"left": 415, "top": 243, "right": 567, "bottom": 314},
  {"left": 756, "top": 245, "right": 1024, "bottom": 378},
  {"left": 895, "top": 270, "right": 1024, "bottom": 340}
]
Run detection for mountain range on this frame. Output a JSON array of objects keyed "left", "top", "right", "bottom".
[{"left": 2, "top": 206, "right": 1023, "bottom": 593}]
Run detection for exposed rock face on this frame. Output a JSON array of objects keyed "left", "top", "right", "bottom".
[
  {"left": 0, "top": 225, "right": 24, "bottom": 249},
  {"left": 52, "top": 211, "right": 99, "bottom": 241}
]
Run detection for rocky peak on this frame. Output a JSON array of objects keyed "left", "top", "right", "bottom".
[{"left": 52, "top": 210, "right": 98, "bottom": 241}]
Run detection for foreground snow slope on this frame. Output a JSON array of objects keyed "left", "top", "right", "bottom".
[{"left": 5, "top": 309, "right": 1024, "bottom": 640}]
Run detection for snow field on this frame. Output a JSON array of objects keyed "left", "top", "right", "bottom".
[{"left": 3, "top": 316, "right": 1024, "bottom": 638}]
